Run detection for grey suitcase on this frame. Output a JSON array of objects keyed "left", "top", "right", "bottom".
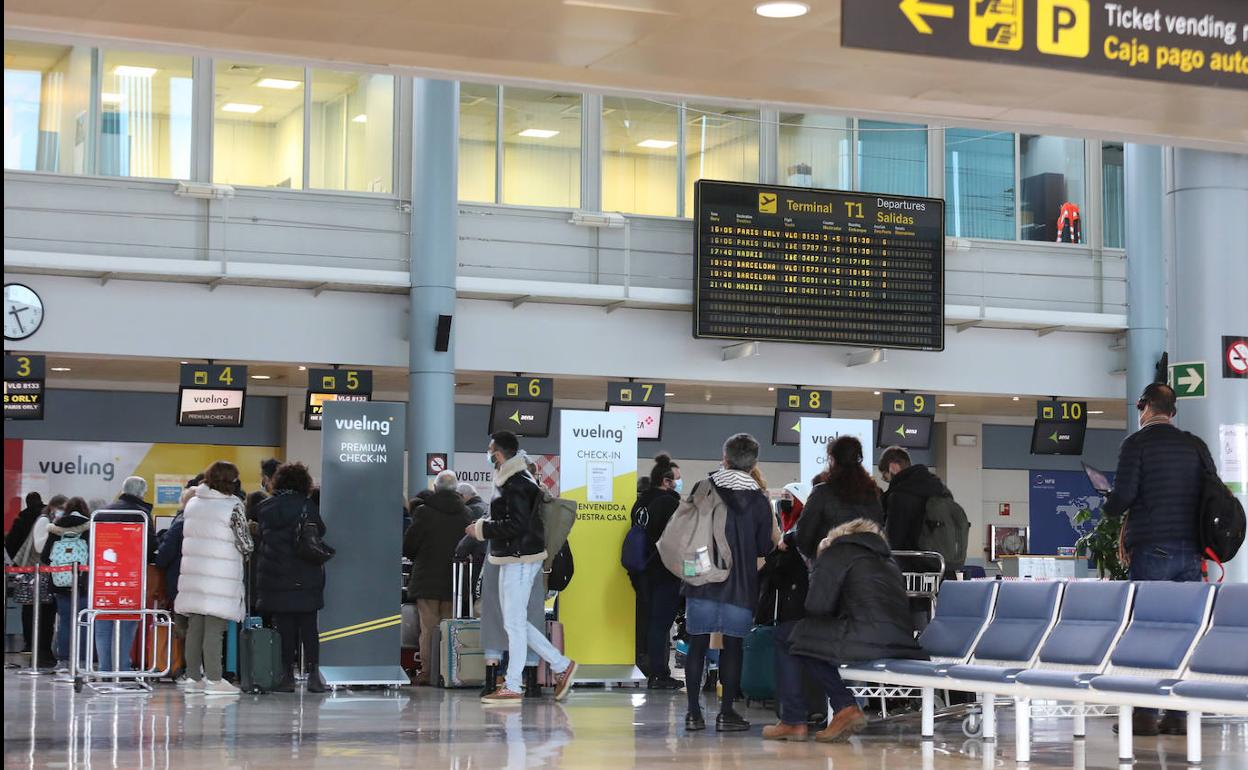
[{"left": 437, "top": 562, "right": 483, "bottom": 688}]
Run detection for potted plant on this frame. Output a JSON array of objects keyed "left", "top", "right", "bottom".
[{"left": 1074, "top": 509, "right": 1128, "bottom": 580}]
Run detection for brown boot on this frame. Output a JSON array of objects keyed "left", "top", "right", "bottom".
[
  {"left": 814, "top": 705, "right": 868, "bottom": 743},
  {"left": 762, "top": 722, "right": 809, "bottom": 741}
]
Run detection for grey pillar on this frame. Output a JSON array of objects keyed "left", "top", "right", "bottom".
[
  {"left": 408, "top": 79, "right": 459, "bottom": 495},
  {"left": 1165, "top": 148, "right": 1248, "bottom": 584},
  {"left": 1123, "top": 144, "right": 1166, "bottom": 431}
]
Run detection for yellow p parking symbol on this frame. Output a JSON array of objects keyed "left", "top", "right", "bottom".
[{"left": 1037, "top": 0, "right": 1089, "bottom": 58}]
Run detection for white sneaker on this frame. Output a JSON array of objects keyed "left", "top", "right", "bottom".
[
  {"left": 202, "top": 679, "right": 240, "bottom": 696},
  {"left": 178, "top": 678, "right": 204, "bottom": 692}
]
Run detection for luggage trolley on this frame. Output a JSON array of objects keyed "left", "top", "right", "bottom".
[
  {"left": 74, "top": 510, "right": 175, "bottom": 694},
  {"left": 849, "top": 551, "right": 946, "bottom": 720}
]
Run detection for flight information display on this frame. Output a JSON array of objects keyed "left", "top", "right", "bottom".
[{"left": 694, "top": 180, "right": 944, "bottom": 350}]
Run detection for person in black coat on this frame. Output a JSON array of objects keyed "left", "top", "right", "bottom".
[
  {"left": 629, "top": 454, "right": 684, "bottom": 690},
  {"left": 795, "top": 438, "right": 885, "bottom": 561},
  {"left": 5, "top": 491, "right": 43, "bottom": 560},
  {"left": 878, "top": 446, "right": 951, "bottom": 551},
  {"left": 255, "top": 462, "right": 327, "bottom": 693},
  {"left": 404, "top": 471, "right": 472, "bottom": 685}
]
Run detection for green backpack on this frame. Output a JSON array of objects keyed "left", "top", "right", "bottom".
[{"left": 917, "top": 493, "right": 970, "bottom": 572}]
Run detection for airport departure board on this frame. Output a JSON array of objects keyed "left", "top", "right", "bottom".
[{"left": 694, "top": 180, "right": 945, "bottom": 351}]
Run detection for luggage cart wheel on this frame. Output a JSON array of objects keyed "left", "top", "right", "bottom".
[
  {"left": 73, "top": 677, "right": 83, "bottom": 694},
  {"left": 962, "top": 714, "right": 982, "bottom": 738}
]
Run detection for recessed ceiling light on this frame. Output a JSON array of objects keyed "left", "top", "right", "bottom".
[
  {"left": 636, "top": 139, "right": 676, "bottom": 149},
  {"left": 754, "top": 2, "right": 809, "bottom": 19},
  {"left": 250, "top": 374, "right": 272, "bottom": 380},
  {"left": 872, "top": 390, "right": 881, "bottom": 395},
  {"left": 50, "top": 367, "right": 72, "bottom": 372},
  {"left": 180, "top": 361, "right": 189, "bottom": 365},
  {"left": 222, "top": 103, "right": 263, "bottom": 114},
  {"left": 1088, "top": 410, "right": 1105, "bottom": 415},
  {"left": 113, "top": 65, "right": 158, "bottom": 78},
  {"left": 101, "top": 93, "right": 124, "bottom": 105},
  {"left": 1012, "top": 396, "right": 1021, "bottom": 401},
  {"left": 767, "top": 387, "right": 776, "bottom": 391},
  {"left": 352, "top": 114, "right": 368, "bottom": 123},
  {"left": 256, "top": 78, "right": 301, "bottom": 90},
  {"left": 664, "top": 392, "right": 675, "bottom": 397},
  {"left": 938, "top": 402, "right": 957, "bottom": 408},
  {"left": 518, "top": 128, "right": 559, "bottom": 138},
  {"left": 297, "top": 365, "right": 307, "bottom": 371}
]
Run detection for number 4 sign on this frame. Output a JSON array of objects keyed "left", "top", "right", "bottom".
[{"left": 1224, "top": 336, "right": 1248, "bottom": 379}]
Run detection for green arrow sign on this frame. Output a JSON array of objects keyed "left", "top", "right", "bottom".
[{"left": 1168, "top": 361, "right": 1207, "bottom": 399}]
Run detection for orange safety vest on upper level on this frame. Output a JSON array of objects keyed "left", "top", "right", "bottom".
[{"left": 1056, "top": 202, "right": 1082, "bottom": 244}]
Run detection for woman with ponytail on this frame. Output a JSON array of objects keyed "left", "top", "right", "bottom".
[{"left": 794, "top": 436, "right": 884, "bottom": 561}]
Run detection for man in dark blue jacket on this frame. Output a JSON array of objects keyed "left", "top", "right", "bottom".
[{"left": 1103, "top": 382, "right": 1213, "bottom": 737}]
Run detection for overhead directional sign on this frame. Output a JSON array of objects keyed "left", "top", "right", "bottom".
[
  {"left": 4, "top": 353, "right": 45, "bottom": 420},
  {"left": 1168, "top": 361, "right": 1207, "bottom": 399},
  {"left": 881, "top": 391, "right": 935, "bottom": 416},
  {"left": 842, "top": 0, "right": 1248, "bottom": 90},
  {"left": 773, "top": 388, "right": 833, "bottom": 446},
  {"left": 1224, "top": 336, "right": 1248, "bottom": 379}
]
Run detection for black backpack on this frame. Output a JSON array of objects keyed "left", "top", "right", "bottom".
[
  {"left": 917, "top": 492, "right": 970, "bottom": 572},
  {"left": 545, "top": 541, "right": 575, "bottom": 592},
  {"left": 1188, "top": 433, "right": 1247, "bottom": 580}
]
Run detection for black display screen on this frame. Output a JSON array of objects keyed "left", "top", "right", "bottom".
[
  {"left": 1030, "top": 419, "right": 1087, "bottom": 456},
  {"left": 694, "top": 180, "right": 944, "bottom": 350},
  {"left": 489, "top": 398, "right": 552, "bottom": 438},
  {"left": 877, "top": 413, "right": 933, "bottom": 450}
]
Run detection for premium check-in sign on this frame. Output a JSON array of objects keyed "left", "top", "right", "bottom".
[{"left": 842, "top": 0, "right": 1247, "bottom": 89}]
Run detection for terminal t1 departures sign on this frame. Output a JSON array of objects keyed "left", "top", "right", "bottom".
[
  {"left": 305, "top": 368, "right": 373, "bottom": 430},
  {"left": 695, "top": 180, "right": 944, "bottom": 351},
  {"left": 4, "top": 353, "right": 45, "bottom": 420},
  {"left": 842, "top": 0, "right": 1247, "bottom": 90},
  {"left": 773, "top": 388, "right": 833, "bottom": 446}
]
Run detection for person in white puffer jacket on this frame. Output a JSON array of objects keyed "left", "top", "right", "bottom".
[{"left": 175, "top": 461, "right": 246, "bottom": 696}]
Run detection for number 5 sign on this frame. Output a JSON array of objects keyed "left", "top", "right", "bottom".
[{"left": 1224, "top": 336, "right": 1248, "bottom": 380}]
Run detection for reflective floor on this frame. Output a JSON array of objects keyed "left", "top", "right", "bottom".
[{"left": 3, "top": 673, "right": 1247, "bottom": 770}]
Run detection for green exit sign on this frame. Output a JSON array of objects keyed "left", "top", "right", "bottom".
[{"left": 1168, "top": 361, "right": 1207, "bottom": 399}]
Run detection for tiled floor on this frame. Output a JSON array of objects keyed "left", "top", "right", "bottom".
[{"left": 3, "top": 673, "right": 1246, "bottom": 769}]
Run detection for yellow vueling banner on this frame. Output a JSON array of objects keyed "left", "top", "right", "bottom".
[{"left": 558, "top": 410, "right": 637, "bottom": 665}]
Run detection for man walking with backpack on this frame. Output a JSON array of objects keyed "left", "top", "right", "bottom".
[
  {"left": 878, "top": 446, "right": 968, "bottom": 577},
  {"left": 466, "top": 431, "right": 578, "bottom": 704}
]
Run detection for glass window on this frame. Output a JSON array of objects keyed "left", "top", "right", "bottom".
[
  {"left": 778, "top": 113, "right": 850, "bottom": 190},
  {"left": 501, "top": 87, "right": 580, "bottom": 208},
  {"left": 309, "top": 70, "right": 393, "bottom": 193},
  {"left": 212, "top": 62, "right": 304, "bottom": 189},
  {"left": 98, "top": 50, "right": 192, "bottom": 180},
  {"left": 857, "top": 120, "right": 927, "bottom": 197},
  {"left": 945, "top": 128, "right": 1015, "bottom": 240},
  {"left": 459, "top": 83, "right": 497, "bottom": 203},
  {"left": 1102, "top": 142, "right": 1125, "bottom": 249},
  {"left": 602, "top": 97, "right": 678, "bottom": 217},
  {"left": 3, "top": 41, "right": 93, "bottom": 174},
  {"left": 1020, "top": 134, "right": 1086, "bottom": 243},
  {"left": 685, "top": 104, "right": 759, "bottom": 217}
]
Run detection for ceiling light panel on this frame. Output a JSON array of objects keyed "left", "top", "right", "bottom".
[
  {"left": 637, "top": 139, "right": 676, "bottom": 149},
  {"left": 518, "top": 128, "right": 559, "bottom": 138},
  {"left": 113, "top": 65, "right": 158, "bottom": 78},
  {"left": 221, "top": 103, "right": 263, "bottom": 114},
  {"left": 256, "top": 77, "right": 301, "bottom": 90},
  {"left": 754, "top": 2, "right": 810, "bottom": 18}
]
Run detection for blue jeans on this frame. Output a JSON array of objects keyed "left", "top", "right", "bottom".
[
  {"left": 1128, "top": 542, "right": 1202, "bottom": 582},
  {"left": 775, "top": 621, "right": 856, "bottom": 726},
  {"left": 499, "top": 561, "right": 569, "bottom": 692},
  {"left": 94, "top": 619, "right": 139, "bottom": 673},
  {"left": 54, "top": 593, "right": 88, "bottom": 667}
]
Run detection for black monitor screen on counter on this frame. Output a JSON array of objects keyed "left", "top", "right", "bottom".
[
  {"left": 694, "top": 180, "right": 944, "bottom": 351},
  {"left": 607, "top": 404, "right": 664, "bottom": 441},
  {"left": 876, "top": 413, "right": 933, "bottom": 450},
  {"left": 177, "top": 388, "right": 245, "bottom": 428},
  {"left": 1030, "top": 419, "right": 1087, "bottom": 455},
  {"left": 489, "top": 398, "right": 552, "bottom": 438}
]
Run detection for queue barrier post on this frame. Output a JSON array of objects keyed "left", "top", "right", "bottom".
[{"left": 4, "top": 565, "right": 47, "bottom": 677}]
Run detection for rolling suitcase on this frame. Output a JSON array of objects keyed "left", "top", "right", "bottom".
[
  {"left": 240, "top": 618, "right": 283, "bottom": 693},
  {"left": 536, "top": 619, "right": 565, "bottom": 686},
  {"left": 740, "top": 624, "right": 776, "bottom": 704},
  {"left": 438, "top": 562, "right": 484, "bottom": 688}
]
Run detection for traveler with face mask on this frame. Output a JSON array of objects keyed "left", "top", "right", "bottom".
[
  {"left": 629, "top": 453, "right": 684, "bottom": 690},
  {"left": 1103, "top": 382, "right": 1215, "bottom": 737}
]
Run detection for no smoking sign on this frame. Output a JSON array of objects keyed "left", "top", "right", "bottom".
[
  {"left": 1225, "top": 336, "right": 1248, "bottom": 379},
  {"left": 425, "top": 452, "right": 448, "bottom": 475}
]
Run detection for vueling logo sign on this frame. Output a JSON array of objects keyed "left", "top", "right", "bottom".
[{"left": 758, "top": 192, "right": 777, "bottom": 214}]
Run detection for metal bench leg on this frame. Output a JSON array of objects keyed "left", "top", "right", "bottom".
[
  {"left": 1117, "top": 706, "right": 1133, "bottom": 763},
  {"left": 1073, "top": 704, "right": 1086, "bottom": 739},
  {"left": 921, "top": 687, "right": 935, "bottom": 738},
  {"left": 1186, "top": 711, "right": 1201, "bottom": 765},
  {"left": 983, "top": 694, "right": 997, "bottom": 741},
  {"left": 1015, "top": 697, "right": 1030, "bottom": 763}
]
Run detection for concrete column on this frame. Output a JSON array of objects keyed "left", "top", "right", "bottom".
[
  {"left": 408, "top": 79, "right": 458, "bottom": 496},
  {"left": 1165, "top": 148, "right": 1248, "bottom": 583},
  {"left": 1123, "top": 144, "right": 1165, "bottom": 432}
]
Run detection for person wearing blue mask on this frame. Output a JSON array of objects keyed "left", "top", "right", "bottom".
[{"left": 628, "top": 453, "right": 684, "bottom": 690}]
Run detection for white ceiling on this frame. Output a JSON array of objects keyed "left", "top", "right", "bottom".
[{"left": 5, "top": 0, "right": 1246, "bottom": 151}]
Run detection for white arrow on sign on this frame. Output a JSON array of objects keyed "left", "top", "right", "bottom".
[{"left": 1177, "top": 366, "right": 1203, "bottom": 393}]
